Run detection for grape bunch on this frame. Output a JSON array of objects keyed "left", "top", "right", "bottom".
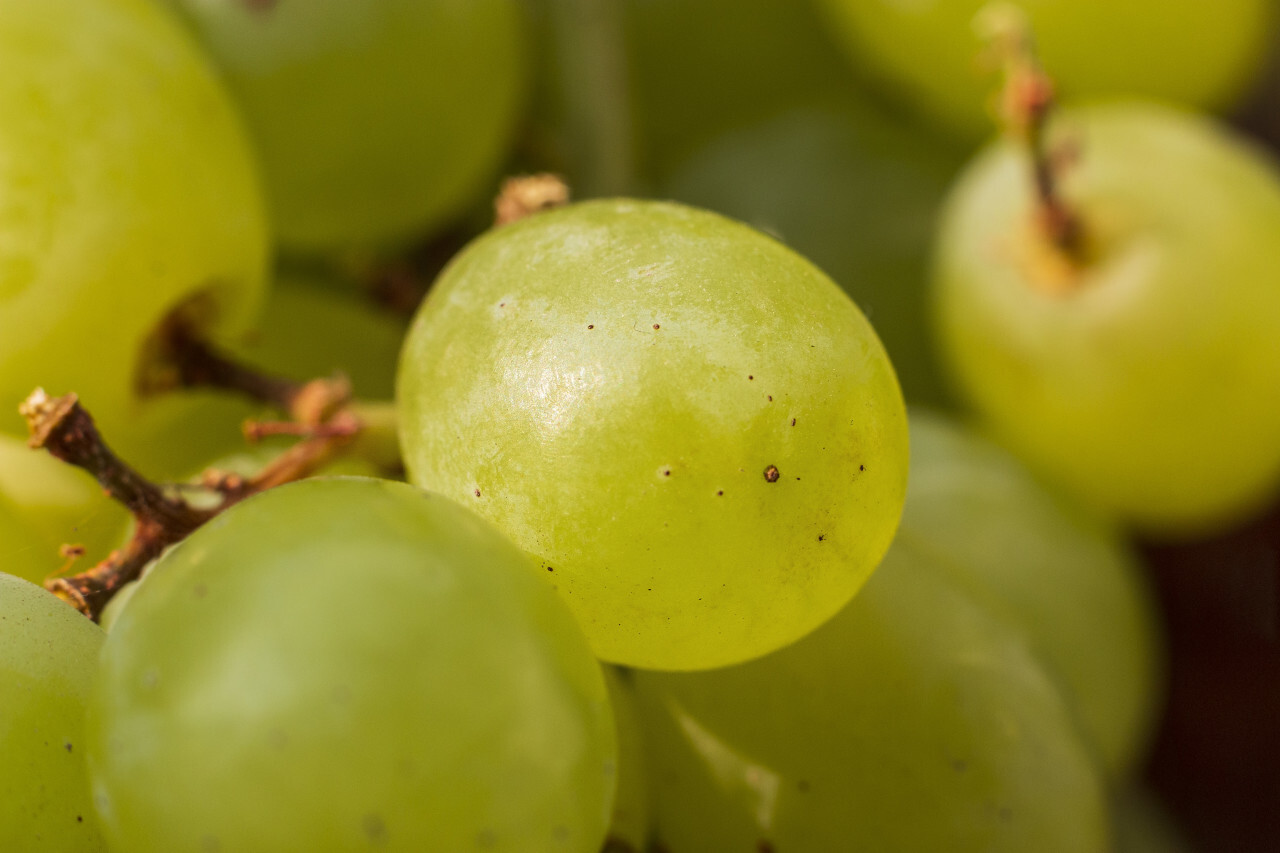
[{"left": 3, "top": 0, "right": 1279, "bottom": 850}]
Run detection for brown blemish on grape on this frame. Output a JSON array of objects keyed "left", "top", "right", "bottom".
[
  {"left": 362, "top": 813, "right": 388, "bottom": 845},
  {"left": 474, "top": 488, "right": 481, "bottom": 497},
  {"left": 818, "top": 534, "right": 826, "bottom": 542},
  {"left": 663, "top": 469, "right": 671, "bottom": 477},
  {"left": 764, "top": 465, "right": 780, "bottom": 483},
  {"left": 64, "top": 742, "right": 73, "bottom": 752},
  {"left": 587, "top": 324, "right": 594, "bottom": 329},
  {"left": 716, "top": 490, "right": 724, "bottom": 496},
  {"left": 859, "top": 464, "right": 865, "bottom": 471},
  {"left": 791, "top": 418, "right": 797, "bottom": 426},
  {"left": 748, "top": 374, "right": 754, "bottom": 380},
  {"left": 758, "top": 841, "right": 777, "bottom": 853},
  {"left": 653, "top": 323, "right": 661, "bottom": 330},
  {"left": 767, "top": 395, "right": 773, "bottom": 401}
]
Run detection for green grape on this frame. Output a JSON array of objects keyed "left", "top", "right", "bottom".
[
  {"left": 397, "top": 199, "right": 908, "bottom": 670},
  {"left": 0, "top": 572, "right": 107, "bottom": 851},
  {"left": 163, "top": 0, "right": 528, "bottom": 255},
  {"left": 0, "top": 0, "right": 267, "bottom": 444},
  {"left": 229, "top": 272, "right": 408, "bottom": 401},
  {"left": 902, "top": 411, "right": 1162, "bottom": 776},
  {"left": 933, "top": 102, "right": 1280, "bottom": 534},
  {"left": 0, "top": 495, "right": 54, "bottom": 584},
  {"left": 603, "top": 667, "right": 651, "bottom": 850},
  {"left": 663, "top": 104, "right": 963, "bottom": 406},
  {"left": 814, "top": 0, "right": 1276, "bottom": 140},
  {"left": 633, "top": 545, "right": 1110, "bottom": 852},
  {"left": 87, "top": 477, "right": 616, "bottom": 853}
]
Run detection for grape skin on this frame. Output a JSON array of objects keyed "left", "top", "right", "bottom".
[
  {"left": 0, "top": 0, "right": 268, "bottom": 445},
  {"left": 397, "top": 199, "right": 909, "bottom": 671},
  {"left": 0, "top": 572, "right": 107, "bottom": 851},
  {"left": 86, "top": 477, "right": 616, "bottom": 853},
  {"left": 162, "top": 0, "right": 529, "bottom": 255},
  {"left": 933, "top": 102, "right": 1280, "bottom": 534},
  {"left": 814, "top": 0, "right": 1276, "bottom": 140},
  {"left": 634, "top": 543, "right": 1110, "bottom": 852}
]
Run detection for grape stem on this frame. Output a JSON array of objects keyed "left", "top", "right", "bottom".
[
  {"left": 980, "top": 3, "right": 1083, "bottom": 255},
  {"left": 19, "top": 387, "right": 367, "bottom": 621}
]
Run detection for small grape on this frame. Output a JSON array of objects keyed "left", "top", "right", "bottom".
[
  {"left": 0, "top": 572, "right": 107, "bottom": 851},
  {"left": 397, "top": 199, "right": 909, "bottom": 670},
  {"left": 933, "top": 102, "right": 1280, "bottom": 534},
  {"left": 87, "top": 477, "right": 616, "bottom": 853}
]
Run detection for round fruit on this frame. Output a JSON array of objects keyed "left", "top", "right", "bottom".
[
  {"left": 87, "top": 477, "right": 616, "bottom": 853},
  {"left": 933, "top": 102, "right": 1280, "bottom": 534},
  {"left": 398, "top": 199, "right": 908, "bottom": 670}
]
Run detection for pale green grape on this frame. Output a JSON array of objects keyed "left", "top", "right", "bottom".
[
  {"left": 902, "top": 412, "right": 1162, "bottom": 775},
  {"left": 87, "top": 477, "right": 616, "bottom": 853},
  {"left": 163, "top": 0, "right": 528, "bottom": 255},
  {"left": 663, "top": 104, "right": 963, "bottom": 406},
  {"left": 933, "top": 102, "right": 1280, "bottom": 534},
  {"left": 815, "top": 0, "right": 1276, "bottom": 140},
  {"left": 0, "top": 0, "right": 268, "bottom": 444},
  {"left": 634, "top": 544, "right": 1110, "bottom": 852},
  {"left": 603, "top": 667, "right": 651, "bottom": 850},
  {"left": 397, "top": 199, "right": 909, "bottom": 671},
  {"left": 0, "top": 572, "right": 107, "bottom": 851}
]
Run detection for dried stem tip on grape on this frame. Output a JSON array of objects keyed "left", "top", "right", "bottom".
[{"left": 494, "top": 173, "right": 570, "bottom": 226}]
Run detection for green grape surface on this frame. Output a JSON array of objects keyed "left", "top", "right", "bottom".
[
  {"left": 603, "top": 667, "right": 651, "bottom": 850},
  {"left": 0, "top": 0, "right": 267, "bottom": 442},
  {"left": 902, "top": 412, "right": 1162, "bottom": 775},
  {"left": 87, "top": 477, "right": 616, "bottom": 853},
  {"left": 634, "top": 545, "right": 1110, "bottom": 852},
  {"left": 0, "top": 496, "right": 53, "bottom": 585},
  {"left": 815, "top": 0, "right": 1276, "bottom": 140},
  {"left": 397, "top": 199, "right": 909, "bottom": 670},
  {"left": 663, "top": 104, "right": 962, "bottom": 406},
  {"left": 1, "top": 572, "right": 107, "bottom": 851},
  {"left": 164, "top": 0, "right": 527, "bottom": 255},
  {"left": 933, "top": 102, "right": 1280, "bottom": 534}
]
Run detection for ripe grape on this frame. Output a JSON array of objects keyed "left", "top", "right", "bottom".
[
  {"left": 633, "top": 544, "right": 1110, "bottom": 851},
  {"left": 86, "top": 477, "right": 616, "bottom": 853},
  {"left": 397, "top": 199, "right": 909, "bottom": 670},
  {"left": 663, "top": 104, "right": 962, "bottom": 405},
  {"left": 933, "top": 102, "right": 1280, "bottom": 534},
  {"left": 904, "top": 412, "right": 1162, "bottom": 775},
  {"left": 0, "top": 0, "right": 267, "bottom": 445},
  {"left": 815, "top": 0, "right": 1276, "bottom": 140},
  {"left": 162, "top": 0, "right": 528, "bottom": 255},
  {"left": 0, "top": 572, "right": 107, "bottom": 851}
]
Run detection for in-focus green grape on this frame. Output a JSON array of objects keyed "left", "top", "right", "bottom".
[
  {"left": 87, "top": 477, "right": 616, "bottom": 853},
  {"left": 603, "top": 667, "right": 651, "bottom": 850},
  {"left": 634, "top": 544, "right": 1110, "bottom": 852},
  {"left": 902, "top": 411, "right": 1162, "bottom": 775},
  {"left": 397, "top": 199, "right": 909, "bottom": 670},
  {"left": 1, "top": 572, "right": 107, "bottom": 851},
  {"left": 163, "top": 0, "right": 528, "bottom": 255},
  {"left": 0, "top": 0, "right": 267, "bottom": 444},
  {"left": 933, "top": 102, "right": 1280, "bottom": 534},
  {"left": 663, "top": 104, "right": 962, "bottom": 405},
  {"left": 815, "top": 0, "right": 1276, "bottom": 140}
]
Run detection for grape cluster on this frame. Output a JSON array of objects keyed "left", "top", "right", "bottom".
[{"left": 3, "top": 0, "right": 1278, "bottom": 850}]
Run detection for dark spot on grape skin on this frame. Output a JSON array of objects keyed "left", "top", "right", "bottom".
[
  {"left": 64, "top": 742, "right": 72, "bottom": 753},
  {"left": 748, "top": 375, "right": 754, "bottom": 380},
  {"left": 587, "top": 324, "right": 594, "bottom": 329},
  {"left": 362, "top": 813, "right": 388, "bottom": 845},
  {"left": 76, "top": 815, "right": 83, "bottom": 822},
  {"left": 653, "top": 323, "right": 660, "bottom": 330},
  {"left": 791, "top": 418, "right": 797, "bottom": 427},
  {"left": 758, "top": 841, "right": 776, "bottom": 853},
  {"left": 767, "top": 395, "right": 773, "bottom": 401},
  {"left": 474, "top": 489, "right": 481, "bottom": 497},
  {"left": 818, "top": 534, "right": 826, "bottom": 542},
  {"left": 663, "top": 469, "right": 671, "bottom": 477},
  {"left": 764, "top": 465, "right": 780, "bottom": 483},
  {"left": 546, "top": 566, "right": 554, "bottom": 572},
  {"left": 716, "top": 490, "right": 724, "bottom": 497},
  {"left": 860, "top": 464, "right": 865, "bottom": 471}
]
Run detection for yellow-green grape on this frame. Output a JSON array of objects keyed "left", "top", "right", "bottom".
[
  {"left": 87, "top": 478, "right": 616, "bottom": 853},
  {"left": 1, "top": 572, "right": 107, "bottom": 851},
  {"left": 814, "top": 0, "right": 1276, "bottom": 140},
  {"left": 634, "top": 546, "right": 1110, "bottom": 852},
  {"left": 397, "top": 199, "right": 909, "bottom": 671},
  {"left": 163, "top": 0, "right": 528, "bottom": 255},
  {"left": 603, "top": 667, "right": 651, "bottom": 850},
  {"left": 0, "top": 0, "right": 267, "bottom": 442},
  {"left": 933, "top": 102, "right": 1280, "bottom": 535},
  {"left": 903, "top": 411, "right": 1162, "bottom": 775},
  {"left": 663, "top": 104, "right": 963, "bottom": 406}
]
